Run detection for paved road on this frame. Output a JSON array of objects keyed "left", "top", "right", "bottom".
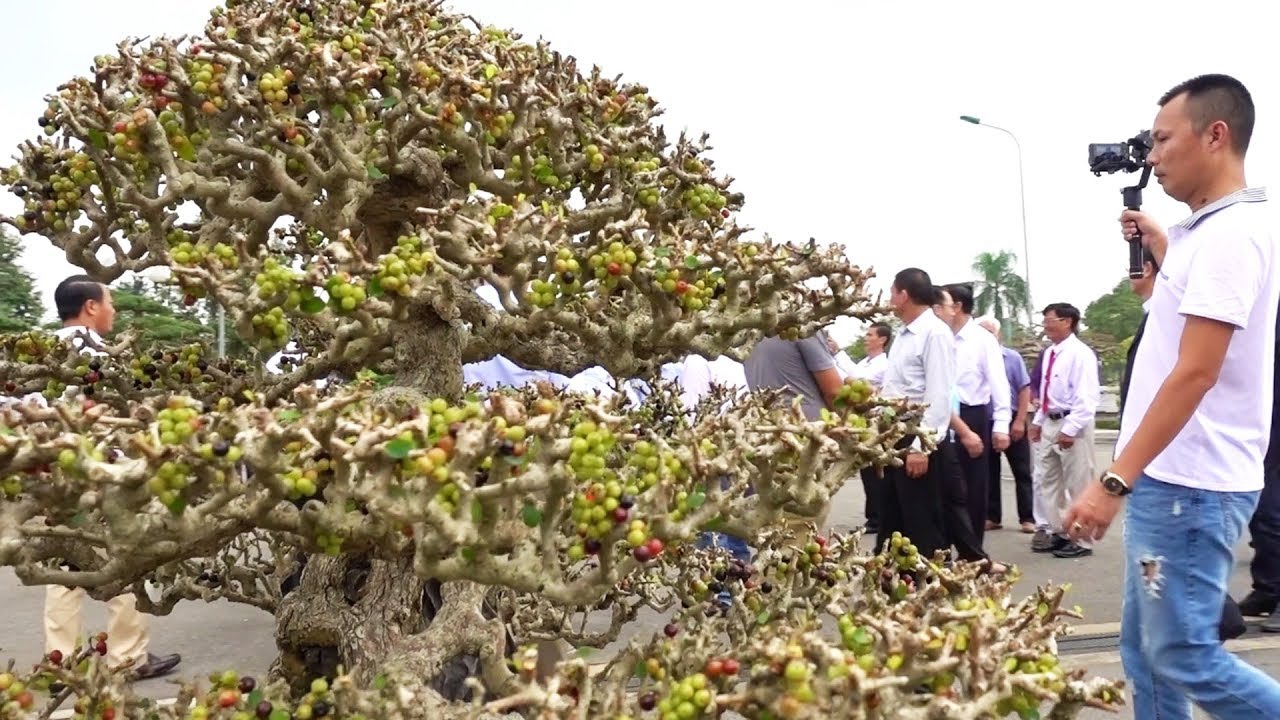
[{"left": 0, "top": 434, "right": 1273, "bottom": 718}]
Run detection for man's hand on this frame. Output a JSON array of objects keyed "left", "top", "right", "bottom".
[
  {"left": 960, "top": 431, "right": 984, "bottom": 458},
  {"left": 1010, "top": 419, "right": 1026, "bottom": 443},
  {"left": 1120, "top": 209, "right": 1169, "bottom": 267},
  {"left": 992, "top": 432, "right": 1011, "bottom": 452},
  {"left": 905, "top": 451, "right": 928, "bottom": 478},
  {"left": 1029, "top": 424, "right": 1042, "bottom": 443},
  {"left": 1058, "top": 432, "right": 1076, "bottom": 450},
  {"left": 1064, "top": 480, "right": 1124, "bottom": 542}
]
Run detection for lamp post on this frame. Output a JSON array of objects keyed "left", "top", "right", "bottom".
[{"left": 959, "top": 115, "right": 1032, "bottom": 326}]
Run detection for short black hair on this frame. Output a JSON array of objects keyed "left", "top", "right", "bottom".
[
  {"left": 54, "top": 275, "right": 104, "bottom": 322},
  {"left": 944, "top": 282, "right": 976, "bottom": 314},
  {"left": 1159, "top": 74, "right": 1255, "bottom": 156},
  {"left": 1042, "top": 302, "right": 1081, "bottom": 331},
  {"left": 870, "top": 321, "right": 893, "bottom": 343},
  {"left": 892, "top": 267, "right": 934, "bottom": 306}
]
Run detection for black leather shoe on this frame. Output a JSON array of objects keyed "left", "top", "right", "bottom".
[
  {"left": 131, "top": 653, "right": 181, "bottom": 680},
  {"left": 1221, "top": 596, "right": 1247, "bottom": 640},
  {"left": 1032, "top": 530, "right": 1066, "bottom": 553},
  {"left": 1052, "top": 542, "right": 1093, "bottom": 559},
  {"left": 1238, "top": 590, "right": 1279, "bottom": 617},
  {"left": 1262, "top": 608, "right": 1280, "bottom": 634}
]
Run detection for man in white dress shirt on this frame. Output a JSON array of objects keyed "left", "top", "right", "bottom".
[
  {"left": 26, "top": 276, "right": 182, "bottom": 680},
  {"left": 1029, "top": 302, "right": 1099, "bottom": 559},
  {"left": 940, "top": 283, "right": 1011, "bottom": 550},
  {"left": 877, "top": 268, "right": 954, "bottom": 559}
]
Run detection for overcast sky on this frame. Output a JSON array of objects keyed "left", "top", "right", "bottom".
[{"left": 2, "top": 1, "right": 1274, "bottom": 344}]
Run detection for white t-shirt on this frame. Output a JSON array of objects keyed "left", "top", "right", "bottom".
[{"left": 1117, "top": 188, "right": 1280, "bottom": 492}]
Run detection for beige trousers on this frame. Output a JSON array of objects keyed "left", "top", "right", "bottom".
[
  {"left": 1033, "top": 417, "right": 1096, "bottom": 548},
  {"left": 45, "top": 586, "right": 148, "bottom": 668}
]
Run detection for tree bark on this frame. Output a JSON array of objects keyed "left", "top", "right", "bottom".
[{"left": 271, "top": 287, "right": 499, "bottom": 700}]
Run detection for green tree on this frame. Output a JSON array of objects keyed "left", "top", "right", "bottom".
[
  {"left": 1083, "top": 278, "right": 1144, "bottom": 340},
  {"left": 844, "top": 336, "right": 867, "bottom": 360},
  {"left": 111, "top": 283, "right": 213, "bottom": 348},
  {"left": 971, "top": 250, "right": 1031, "bottom": 326},
  {"left": 0, "top": 230, "right": 45, "bottom": 332}
]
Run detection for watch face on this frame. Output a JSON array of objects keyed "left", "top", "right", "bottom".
[{"left": 1102, "top": 476, "right": 1127, "bottom": 495}]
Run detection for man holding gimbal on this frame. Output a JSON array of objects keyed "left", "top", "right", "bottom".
[{"left": 1065, "top": 74, "right": 1280, "bottom": 718}]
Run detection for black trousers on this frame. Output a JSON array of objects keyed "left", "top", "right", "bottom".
[
  {"left": 1250, "top": 463, "right": 1280, "bottom": 596},
  {"left": 860, "top": 465, "right": 881, "bottom": 528},
  {"left": 877, "top": 436, "right": 947, "bottom": 561},
  {"left": 957, "top": 404, "right": 991, "bottom": 549},
  {"left": 938, "top": 438, "right": 988, "bottom": 562},
  {"left": 987, "top": 419, "right": 1035, "bottom": 525}
]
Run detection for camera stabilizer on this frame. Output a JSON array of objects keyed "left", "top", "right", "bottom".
[{"left": 1088, "top": 131, "right": 1154, "bottom": 279}]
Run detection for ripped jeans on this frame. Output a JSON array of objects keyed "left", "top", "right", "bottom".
[{"left": 1120, "top": 475, "right": 1280, "bottom": 719}]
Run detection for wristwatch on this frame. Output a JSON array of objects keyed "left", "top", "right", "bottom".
[{"left": 1099, "top": 471, "right": 1132, "bottom": 497}]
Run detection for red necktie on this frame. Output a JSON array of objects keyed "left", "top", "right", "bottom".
[{"left": 1043, "top": 349, "right": 1058, "bottom": 412}]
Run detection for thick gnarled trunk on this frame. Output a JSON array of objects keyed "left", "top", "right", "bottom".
[{"left": 271, "top": 301, "right": 504, "bottom": 703}]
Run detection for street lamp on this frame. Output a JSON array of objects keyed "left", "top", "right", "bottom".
[{"left": 959, "top": 115, "right": 1032, "bottom": 325}]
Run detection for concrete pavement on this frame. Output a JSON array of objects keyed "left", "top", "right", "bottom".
[{"left": 1, "top": 433, "right": 1275, "bottom": 718}]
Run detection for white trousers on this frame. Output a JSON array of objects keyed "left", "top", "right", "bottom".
[
  {"left": 1033, "top": 417, "right": 1097, "bottom": 547},
  {"left": 45, "top": 586, "right": 148, "bottom": 669}
]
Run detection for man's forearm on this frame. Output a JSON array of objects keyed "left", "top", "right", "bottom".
[{"left": 1110, "top": 367, "right": 1215, "bottom": 482}]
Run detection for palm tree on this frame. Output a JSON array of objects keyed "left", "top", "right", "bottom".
[{"left": 971, "top": 250, "right": 1031, "bottom": 327}]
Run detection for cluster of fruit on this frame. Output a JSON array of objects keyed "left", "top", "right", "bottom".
[
  {"left": 373, "top": 235, "right": 435, "bottom": 296},
  {"left": 198, "top": 673, "right": 334, "bottom": 720},
  {"left": 156, "top": 397, "right": 204, "bottom": 446},
  {"left": 680, "top": 183, "right": 727, "bottom": 219},
  {"left": 996, "top": 654, "right": 1074, "bottom": 717},
  {"left": 644, "top": 672, "right": 717, "bottom": 719},
  {"left": 323, "top": 273, "right": 368, "bottom": 314},
  {"left": 650, "top": 255, "right": 726, "bottom": 313},
  {"left": 167, "top": 228, "right": 239, "bottom": 272},
  {"left": 182, "top": 55, "right": 229, "bottom": 115},
  {"left": 256, "top": 68, "right": 300, "bottom": 109},
  {"left": 156, "top": 107, "right": 212, "bottom": 162},
  {"left": 507, "top": 153, "right": 570, "bottom": 190},
  {"left": 12, "top": 148, "right": 97, "bottom": 233},
  {"left": 1, "top": 330, "right": 58, "bottom": 364}
]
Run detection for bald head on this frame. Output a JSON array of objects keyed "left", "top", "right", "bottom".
[{"left": 978, "top": 316, "right": 1000, "bottom": 337}]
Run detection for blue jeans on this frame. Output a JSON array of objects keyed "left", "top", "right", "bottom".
[
  {"left": 1120, "top": 476, "right": 1280, "bottom": 718},
  {"left": 695, "top": 531, "right": 752, "bottom": 562}
]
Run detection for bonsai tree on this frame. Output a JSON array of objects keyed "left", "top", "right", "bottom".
[{"left": 0, "top": 1, "right": 1124, "bottom": 718}]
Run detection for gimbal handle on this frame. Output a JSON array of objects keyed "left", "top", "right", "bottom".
[{"left": 1123, "top": 165, "right": 1154, "bottom": 279}]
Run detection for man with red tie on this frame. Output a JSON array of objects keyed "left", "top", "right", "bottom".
[{"left": 1029, "top": 302, "right": 1100, "bottom": 559}]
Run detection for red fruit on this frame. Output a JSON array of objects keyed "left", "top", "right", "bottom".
[
  {"left": 102, "top": 708, "right": 116, "bottom": 720},
  {"left": 113, "top": 121, "right": 128, "bottom": 133},
  {"left": 153, "top": 96, "right": 169, "bottom": 110},
  {"left": 675, "top": 280, "right": 689, "bottom": 295},
  {"left": 705, "top": 659, "right": 724, "bottom": 677},
  {"left": 83, "top": 399, "right": 97, "bottom": 410},
  {"left": 401, "top": 525, "right": 413, "bottom": 537},
  {"left": 722, "top": 658, "right": 741, "bottom": 675},
  {"left": 721, "top": 209, "right": 730, "bottom": 218},
  {"left": 815, "top": 536, "right": 827, "bottom": 548},
  {"left": 47, "top": 650, "right": 64, "bottom": 665},
  {"left": 218, "top": 690, "right": 239, "bottom": 708},
  {"left": 612, "top": 507, "right": 629, "bottom": 523},
  {"left": 607, "top": 261, "right": 622, "bottom": 276},
  {"left": 632, "top": 545, "right": 653, "bottom": 562},
  {"left": 663, "top": 623, "right": 678, "bottom": 637},
  {"left": 184, "top": 294, "right": 197, "bottom": 306},
  {"left": 15, "top": 691, "right": 34, "bottom": 709},
  {"left": 645, "top": 537, "right": 664, "bottom": 556},
  {"left": 95, "top": 640, "right": 108, "bottom": 655}
]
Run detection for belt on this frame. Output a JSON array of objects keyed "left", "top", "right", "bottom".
[{"left": 1046, "top": 410, "right": 1070, "bottom": 421}]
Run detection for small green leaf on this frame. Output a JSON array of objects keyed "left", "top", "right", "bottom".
[
  {"left": 177, "top": 144, "right": 197, "bottom": 162},
  {"left": 470, "top": 499, "right": 484, "bottom": 523},
  {"left": 483, "top": 63, "right": 499, "bottom": 80},
  {"left": 300, "top": 297, "right": 326, "bottom": 314},
  {"left": 684, "top": 255, "right": 700, "bottom": 269},
  {"left": 247, "top": 690, "right": 263, "bottom": 708},
  {"left": 521, "top": 503, "right": 542, "bottom": 528},
  {"left": 0, "top": 425, "right": 12, "bottom": 436},
  {"left": 633, "top": 660, "right": 648, "bottom": 679},
  {"left": 575, "top": 647, "right": 595, "bottom": 658},
  {"left": 69, "top": 511, "right": 88, "bottom": 527},
  {"left": 686, "top": 490, "right": 706, "bottom": 509},
  {"left": 756, "top": 610, "right": 771, "bottom": 625},
  {"left": 373, "top": 674, "right": 388, "bottom": 690},
  {"left": 460, "top": 547, "right": 477, "bottom": 563},
  {"left": 380, "top": 97, "right": 398, "bottom": 109},
  {"left": 654, "top": 247, "right": 671, "bottom": 257},
  {"left": 386, "top": 438, "right": 416, "bottom": 459},
  {"left": 87, "top": 129, "right": 107, "bottom": 150},
  {"left": 366, "top": 163, "right": 387, "bottom": 180},
  {"left": 331, "top": 105, "right": 349, "bottom": 121},
  {"left": 278, "top": 409, "right": 302, "bottom": 424},
  {"left": 368, "top": 278, "right": 385, "bottom": 297}
]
